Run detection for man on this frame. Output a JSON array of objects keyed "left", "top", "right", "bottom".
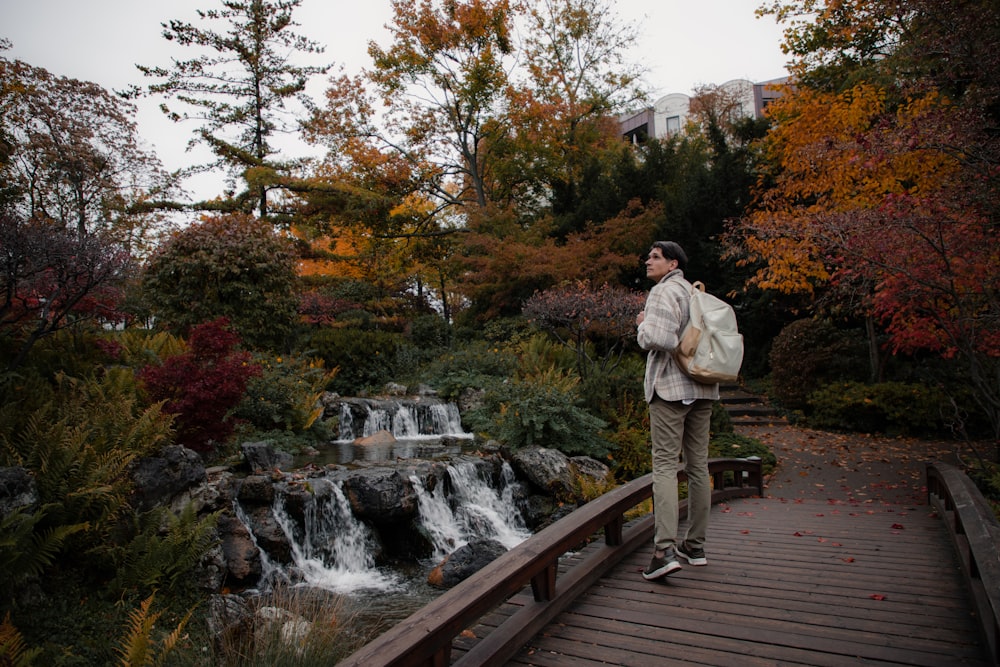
[{"left": 635, "top": 241, "right": 719, "bottom": 579}]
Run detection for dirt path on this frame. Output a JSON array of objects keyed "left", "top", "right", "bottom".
[{"left": 733, "top": 423, "right": 981, "bottom": 507}]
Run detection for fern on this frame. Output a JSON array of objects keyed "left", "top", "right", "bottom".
[
  {"left": 0, "top": 507, "right": 88, "bottom": 585},
  {"left": 112, "top": 503, "right": 220, "bottom": 593},
  {"left": 115, "top": 593, "right": 192, "bottom": 667},
  {"left": 0, "top": 613, "right": 42, "bottom": 666}
]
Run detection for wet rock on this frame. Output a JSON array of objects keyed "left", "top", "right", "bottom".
[
  {"left": 194, "top": 541, "right": 228, "bottom": 592},
  {"left": 354, "top": 429, "right": 396, "bottom": 445},
  {"left": 427, "top": 538, "right": 507, "bottom": 588},
  {"left": 509, "top": 446, "right": 574, "bottom": 500},
  {"left": 570, "top": 456, "right": 611, "bottom": 483},
  {"left": 218, "top": 514, "right": 262, "bottom": 586},
  {"left": 245, "top": 505, "right": 292, "bottom": 564},
  {"left": 206, "top": 593, "right": 253, "bottom": 656},
  {"left": 237, "top": 474, "right": 276, "bottom": 505},
  {"left": 241, "top": 441, "right": 294, "bottom": 474},
  {"left": 341, "top": 468, "right": 417, "bottom": 523},
  {"left": 384, "top": 382, "right": 408, "bottom": 396},
  {"left": 519, "top": 494, "right": 559, "bottom": 531},
  {"left": 0, "top": 466, "right": 38, "bottom": 516},
  {"left": 169, "top": 469, "right": 237, "bottom": 516},
  {"left": 130, "top": 446, "right": 206, "bottom": 512}
]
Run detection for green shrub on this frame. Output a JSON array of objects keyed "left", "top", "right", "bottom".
[
  {"left": 806, "top": 380, "right": 948, "bottom": 435},
  {"left": 232, "top": 353, "right": 334, "bottom": 434},
  {"left": 307, "top": 327, "right": 404, "bottom": 395},
  {"left": 419, "top": 341, "right": 518, "bottom": 400},
  {"left": 408, "top": 313, "right": 452, "bottom": 351},
  {"left": 463, "top": 368, "right": 610, "bottom": 458},
  {"left": 141, "top": 213, "right": 299, "bottom": 350},
  {"left": 711, "top": 401, "right": 734, "bottom": 435},
  {"left": 606, "top": 396, "right": 651, "bottom": 481},
  {"left": 709, "top": 432, "right": 777, "bottom": 475},
  {"left": 769, "top": 318, "right": 868, "bottom": 410}
]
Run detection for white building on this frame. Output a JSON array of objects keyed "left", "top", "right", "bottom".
[{"left": 620, "top": 77, "right": 789, "bottom": 143}]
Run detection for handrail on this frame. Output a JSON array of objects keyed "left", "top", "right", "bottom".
[
  {"left": 926, "top": 462, "right": 1000, "bottom": 667},
  {"left": 338, "top": 457, "right": 763, "bottom": 667}
]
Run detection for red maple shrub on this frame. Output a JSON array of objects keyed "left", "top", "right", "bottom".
[{"left": 139, "top": 317, "right": 261, "bottom": 452}]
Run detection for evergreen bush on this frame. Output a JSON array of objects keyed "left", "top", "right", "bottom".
[
  {"left": 769, "top": 318, "right": 868, "bottom": 410},
  {"left": 307, "top": 327, "right": 403, "bottom": 395},
  {"left": 232, "top": 352, "right": 334, "bottom": 434},
  {"left": 806, "top": 380, "right": 949, "bottom": 435}
]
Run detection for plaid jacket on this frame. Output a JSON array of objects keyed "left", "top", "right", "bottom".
[{"left": 637, "top": 269, "right": 720, "bottom": 404}]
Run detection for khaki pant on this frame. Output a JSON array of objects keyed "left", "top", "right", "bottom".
[{"left": 649, "top": 396, "right": 713, "bottom": 552}]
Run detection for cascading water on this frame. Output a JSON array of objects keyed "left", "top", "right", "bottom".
[
  {"left": 325, "top": 398, "right": 475, "bottom": 466},
  {"left": 409, "top": 460, "right": 531, "bottom": 561},
  {"left": 244, "top": 460, "right": 529, "bottom": 595},
  {"left": 269, "top": 478, "right": 400, "bottom": 593},
  {"left": 336, "top": 399, "right": 470, "bottom": 441}
]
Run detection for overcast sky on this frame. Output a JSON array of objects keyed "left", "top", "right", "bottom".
[{"left": 2, "top": 0, "right": 790, "bottom": 200}]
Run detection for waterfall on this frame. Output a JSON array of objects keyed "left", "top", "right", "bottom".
[
  {"left": 447, "top": 461, "right": 531, "bottom": 550},
  {"left": 410, "top": 460, "right": 531, "bottom": 559},
  {"left": 235, "top": 458, "right": 531, "bottom": 596},
  {"left": 270, "top": 478, "right": 400, "bottom": 593},
  {"left": 409, "top": 474, "right": 466, "bottom": 561},
  {"left": 336, "top": 398, "right": 472, "bottom": 442}
]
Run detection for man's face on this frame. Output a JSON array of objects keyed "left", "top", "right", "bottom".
[{"left": 645, "top": 248, "right": 676, "bottom": 282}]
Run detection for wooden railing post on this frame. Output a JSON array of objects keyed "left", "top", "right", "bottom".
[
  {"left": 530, "top": 563, "right": 557, "bottom": 602},
  {"left": 605, "top": 515, "right": 624, "bottom": 546}
]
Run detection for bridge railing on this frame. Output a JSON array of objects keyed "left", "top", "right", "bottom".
[
  {"left": 338, "top": 457, "right": 764, "bottom": 667},
  {"left": 926, "top": 462, "right": 1000, "bottom": 667}
]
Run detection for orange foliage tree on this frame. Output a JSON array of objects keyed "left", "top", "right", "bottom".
[{"left": 729, "top": 0, "right": 1000, "bottom": 437}]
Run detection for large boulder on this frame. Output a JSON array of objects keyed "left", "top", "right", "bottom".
[
  {"left": 205, "top": 594, "right": 253, "bottom": 656},
  {"left": 241, "top": 441, "right": 294, "bottom": 474},
  {"left": 427, "top": 538, "right": 507, "bottom": 588},
  {"left": 509, "top": 446, "right": 574, "bottom": 499},
  {"left": 130, "top": 446, "right": 206, "bottom": 512},
  {"left": 341, "top": 468, "right": 417, "bottom": 523},
  {"left": 217, "top": 514, "right": 262, "bottom": 586}
]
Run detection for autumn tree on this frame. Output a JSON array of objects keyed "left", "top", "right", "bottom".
[
  {"left": 496, "top": 0, "right": 645, "bottom": 219},
  {"left": 731, "top": 0, "right": 1000, "bottom": 437},
  {"left": 133, "top": 0, "right": 329, "bottom": 220},
  {"left": 0, "top": 56, "right": 172, "bottom": 249},
  {"left": 305, "top": 0, "right": 516, "bottom": 230},
  {"left": 142, "top": 213, "right": 299, "bottom": 349},
  {"left": 0, "top": 212, "right": 132, "bottom": 372}
]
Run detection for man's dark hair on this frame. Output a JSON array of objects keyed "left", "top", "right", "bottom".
[{"left": 651, "top": 241, "right": 688, "bottom": 271}]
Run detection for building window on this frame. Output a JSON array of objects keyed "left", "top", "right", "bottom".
[{"left": 666, "top": 116, "right": 681, "bottom": 135}]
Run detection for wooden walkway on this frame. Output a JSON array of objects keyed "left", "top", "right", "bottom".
[{"left": 455, "top": 497, "right": 989, "bottom": 666}]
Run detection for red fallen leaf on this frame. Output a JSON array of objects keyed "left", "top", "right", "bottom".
[
  {"left": 870, "top": 594, "right": 887, "bottom": 601},
  {"left": 793, "top": 531, "right": 803, "bottom": 536},
  {"left": 832, "top": 542, "right": 843, "bottom": 546},
  {"left": 817, "top": 537, "right": 827, "bottom": 542},
  {"left": 815, "top": 513, "right": 825, "bottom": 517},
  {"left": 741, "top": 530, "right": 750, "bottom": 534},
  {"left": 842, "top": 557, "right": 855, "bottom": 562},
  {"left": 891, "top": 523, "right": 905, "bottom": 530}
]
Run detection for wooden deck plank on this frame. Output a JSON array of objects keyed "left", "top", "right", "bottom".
[{"left": 461, "top": 496, "right": 989, "bottom": 666}]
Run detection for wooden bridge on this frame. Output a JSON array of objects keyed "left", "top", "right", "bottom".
[{"left": 339, "top": 457, "right": 1000, "bottom": 666}]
